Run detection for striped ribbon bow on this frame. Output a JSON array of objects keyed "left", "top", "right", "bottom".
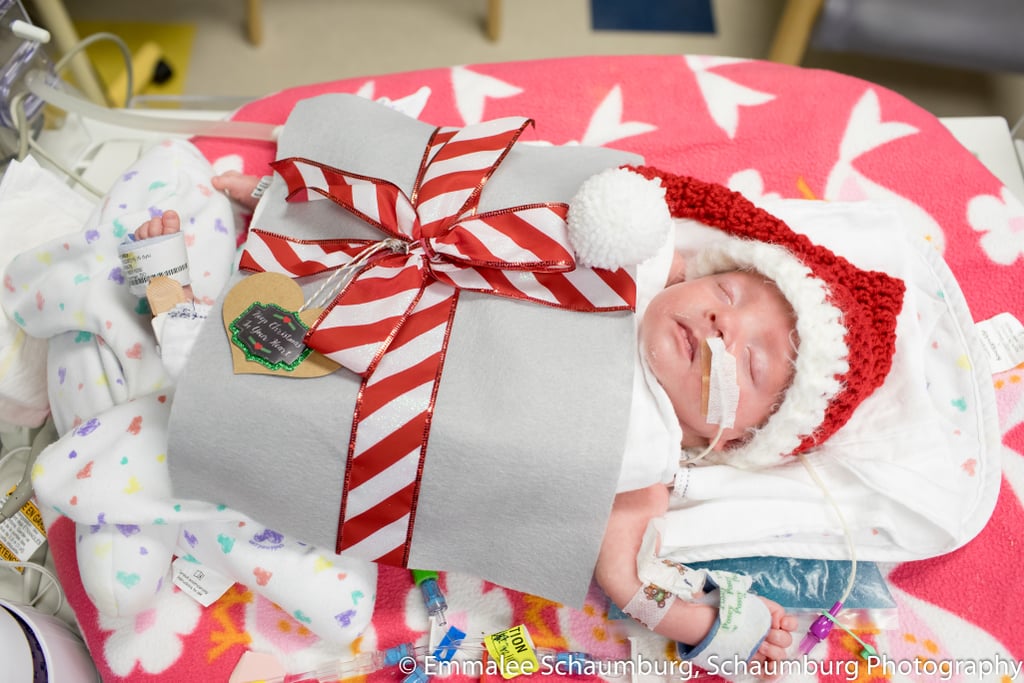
[
  {"left": 238, "top": 116, "right": 636, "bottom": 563},
  {"left": 240, "top": 116, "right": 636, "bottom": 377}
]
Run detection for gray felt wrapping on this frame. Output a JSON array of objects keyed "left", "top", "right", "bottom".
[{"left": 167, "top": 94, "right": 641, "bottom": 607}]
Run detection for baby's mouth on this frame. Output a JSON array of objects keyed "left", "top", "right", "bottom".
[{"left": 676, "top": 321, "right": 696, "bottom": 362}]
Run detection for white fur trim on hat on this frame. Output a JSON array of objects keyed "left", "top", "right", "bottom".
[
  {"left": 567, "top": 168, "right": 673, "bottom": 269},
  {"left": 685, "top": 237, "right": 849, "bottom": 469}
]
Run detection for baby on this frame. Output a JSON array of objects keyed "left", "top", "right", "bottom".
[{"left": 133, "top": 167, "right": 897, "bottom": 674}]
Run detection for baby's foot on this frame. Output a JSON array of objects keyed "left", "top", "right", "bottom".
[
  {"left": 135, "top": 209, "right": 181, "bottom": 241},
  {"left": 132, "top": 210, "right": 193, "bottom": 306},
  {"left": 211, "top": 171, "right": 261, "bottom": 210}
]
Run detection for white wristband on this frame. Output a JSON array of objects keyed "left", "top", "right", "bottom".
[
  {"left": 118, "top": 231, "right": 191, "bottom": 296},
  {"left": 622, "top": 583, "right": 677, "bottom": 629}
]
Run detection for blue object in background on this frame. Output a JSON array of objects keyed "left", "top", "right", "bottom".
[
  {"left": 688, "top": 558, "right": 896, "bottom": 610},
  {"left": 590, "top": 0, "right": 715, "bottom": 33}
]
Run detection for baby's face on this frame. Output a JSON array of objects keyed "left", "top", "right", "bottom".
[{"left": 639, "top": 270, "right": 797, "bottom": 450}]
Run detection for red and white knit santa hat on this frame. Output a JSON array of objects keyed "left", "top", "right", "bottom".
[{"left": 568, "top": 166, "right": 906, "bottom": 469}]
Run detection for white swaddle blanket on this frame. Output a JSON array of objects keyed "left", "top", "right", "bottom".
[
  {"left": 0, "top": 158, "right": 93, "bottom": 429},
  {"left": 1, "top": 140, "right": 377, "bottom": 647}
]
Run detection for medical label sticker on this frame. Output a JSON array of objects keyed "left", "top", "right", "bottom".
[
  {"left": 976, "top": 312, "right": 1024, "bottom": 374},
  {"left": 483, "top": 624, "right": 540, "bottom": 679},
  {"left": 171, "top": 557, "right": 235, "bottom": 607},
  {"left": 229, "top": 302, "right": 312, "bottom": 371},
  {"left": 0, "top": 486, "right": 46, "bottom": 567},
  {"left": 118, "top": 231, "right": 191, "bottom": 297}
]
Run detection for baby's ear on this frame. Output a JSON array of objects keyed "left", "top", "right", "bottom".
[{"left": 666, "top": 251, "right": 687, "bottom": 286}]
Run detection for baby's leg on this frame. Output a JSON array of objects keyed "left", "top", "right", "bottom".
[
  {"left": 211, "top": 171, "right": 262, "bottom": 210},
  {"left": 131, "top": 210, "right": 192, "bottom": 305},
  {"left": 133, "top": 170, "right": 261, "bottom": 241}
]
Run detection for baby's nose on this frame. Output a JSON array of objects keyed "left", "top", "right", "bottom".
[{"left": 710, "top": 308, "right": 743, "bottom": 350}]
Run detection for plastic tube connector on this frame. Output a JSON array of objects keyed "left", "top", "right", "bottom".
[
  {"left": 271, "top": 644, "right": 425, "bottom": 683},
  {"left": 10, "top": 20, "right": 50, "bottom": 43},
  {"left": 403, "top": 664, "right": 430, "bottom": 683},
  {"left": 411, "top": 569, "right": 448, "bottom": 626},
  {"left": 384, "top": 643, "right": 417, "bottom": 667},
  {"left": 798, "top": 601, "right": 842, "bottom": 655}
]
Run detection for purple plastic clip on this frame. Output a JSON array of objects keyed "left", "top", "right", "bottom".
[{"left": 799, "top": 601, "right": 842, "bottom": 655}]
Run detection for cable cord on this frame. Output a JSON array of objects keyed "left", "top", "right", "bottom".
[
  {"left": 798, "top": 453, "right": 857, "bottom": 604},
  {"left": 0, "top": 445, "right": 31, "bottom": 474},
  {"left": 6, "top": 30, "right": 136, "bottom": 196},
  {"left": 0, "top": 558, "right": 66, "bottom": 616},
  {"left": 0, "top": 445, "right": 34, "bottom": 523},
  {"left": 10, "top": 89, "right": 104, "bottom": 195},
  {"left": 0, "top": 445, "right": 66, "bottom": 617},
  {"left": 12, "top": 29, "right": 276, "bottom": 196},
  {"left": 52, "top": 31, "right": 135, "bottom": 108},
  {"left": 680, "top": 423, "right": 726, "bottom": 466}
]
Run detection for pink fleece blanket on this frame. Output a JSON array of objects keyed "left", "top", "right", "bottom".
[{"left": 51, "top": 55, "right": 1023, "bottom": 682}]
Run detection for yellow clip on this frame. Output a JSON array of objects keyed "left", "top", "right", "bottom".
[{"left": 483, "top": 624, "right": 540, "bottom": 679}]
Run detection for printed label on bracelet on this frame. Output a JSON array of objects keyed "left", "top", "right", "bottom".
[
  {"left": 230, "top": 302, "right": 311, "bottom": 371},
  {"left": 118, "top": 231, "right": 191, "bottom": 296},
  {"left": 483, "top": 624, "right": 540, "bottom": 679}
]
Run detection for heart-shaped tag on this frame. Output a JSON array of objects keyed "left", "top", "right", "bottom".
[{"left": 221, "top": 272, "right": 339, "bottom": 378}]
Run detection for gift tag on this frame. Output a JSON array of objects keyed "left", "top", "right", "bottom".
[{"left": 221, "top": 272, "right": 339, "bottom": 378}]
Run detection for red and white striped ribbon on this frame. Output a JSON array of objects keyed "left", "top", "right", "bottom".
[{"left": 239, "top": 117, "right": 636, "bottom": 563}]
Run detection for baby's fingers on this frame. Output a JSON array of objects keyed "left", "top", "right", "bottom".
[
  {"left": 763, "top": 626, "right": 793, "bottom": 650},
  {"left": 754, "top": 628, "right": 794, "bottom": 672}
]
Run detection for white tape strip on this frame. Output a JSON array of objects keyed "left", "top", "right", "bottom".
[
  {"left": 623, "top": 583, "right": 677, "bottom": 629},
  {"left": 636, "top": 519, "right": 710, "bottom": 600},
  {"left": 704, "top": 336, "right": 738, "bottom": 429}
]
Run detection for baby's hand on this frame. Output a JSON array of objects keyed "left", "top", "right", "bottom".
[{"left": 749, "top": 597, "right": 797, "bottom": 679}]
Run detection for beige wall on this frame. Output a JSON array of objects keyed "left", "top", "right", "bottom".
[{"left": 54, "top": 0, "right": 1023, "bottom": 125}]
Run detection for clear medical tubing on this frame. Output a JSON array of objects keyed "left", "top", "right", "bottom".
[{"left": 24, "top": 69, "right": 280, "bottom": 141}]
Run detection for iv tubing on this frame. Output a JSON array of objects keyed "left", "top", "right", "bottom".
[
  {"left": 798, "top": 453, "right": 857, "bottom": 603},
  {"left": 680, "top": 423, "right": 725, "bottom": 465},
  {"left": 24, "top": 70, "right": 281, "bottom": 141}
]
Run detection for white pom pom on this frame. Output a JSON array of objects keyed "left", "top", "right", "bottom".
[{"left": 567, "top": 168, "right": 672, "bottom": 269}]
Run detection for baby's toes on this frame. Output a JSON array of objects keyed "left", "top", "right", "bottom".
[
  {"left": 135, "top": 216, "right": 163, "bottom": 240},
  {"left": 160, "top": 210, "right": 181, "bottom": 235}
]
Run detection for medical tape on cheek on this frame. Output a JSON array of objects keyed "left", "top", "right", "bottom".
[{"left": 702, "top": 337, "right": 738, "bottom": 429}]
